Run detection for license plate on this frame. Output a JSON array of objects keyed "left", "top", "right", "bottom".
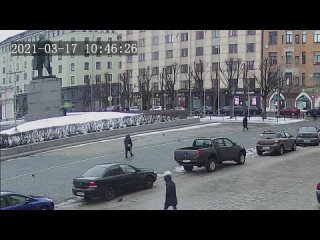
[
  {"left": 182, "top": 160, "right": 191, "bottom": 163},
  {"left": 262, "top": 147, "right": 270, "bottom": 150},
  {"left": 77, "top": 192, "right": 85, "bottom": 196},
  {"left": 304, "top": 140, "right": 311, "bottom": 142}
]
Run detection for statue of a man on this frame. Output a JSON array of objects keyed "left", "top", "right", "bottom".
[{"left": 32, "top": 33, "right": 52, "bottom": 78}]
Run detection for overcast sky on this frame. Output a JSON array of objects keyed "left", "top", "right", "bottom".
[{"left": 0, "top": 30, "right": 26, "bottom": 42}]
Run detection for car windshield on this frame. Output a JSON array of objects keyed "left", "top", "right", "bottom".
[
  {"left": 299, "top": 127, "right": 317, "bottom": 133},
  {"left": 260, "top": 133, "right": 277, "bottom": 139},
  {"left": 83, "top": 165, "right": 107, "bottom": 177}
]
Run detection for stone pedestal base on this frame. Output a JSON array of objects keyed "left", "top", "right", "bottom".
[{"left": 25, "top": 77, "right": 62, "bottom": 121}]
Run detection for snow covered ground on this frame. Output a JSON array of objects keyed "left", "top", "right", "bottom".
[
  {"left": 1, "top": 112, "right": 140, "bottom": 135},
  {"left": 199, "top": 115, "right": 305, "bottom": 125}
]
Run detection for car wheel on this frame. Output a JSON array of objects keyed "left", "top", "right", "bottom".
[
  {"left": 206, "top": 158, "right": 217, "bottom": 172},
  {"left": 104, "top": 186, "right": 115, "bottom": 201},
  {"left": 183, "top": 166, "right": 193, "bottom": 172},
  {"left": 143, "top": 176, "right": 154, "bottom": 189},
  {"left": 236, "top": 152, "right": 246, "bottom": 165},
  {"left": 291, "top": 142, "right": 297, "bottom": 151},
  {"left": 257, "top": 150, "right": 263, "bottom": 156},
  {"left": 278, "top": 145, "right": 284, "bottom": 155},
  {"left": 39, "top": 206, "right": 50, "bottom": 210}
]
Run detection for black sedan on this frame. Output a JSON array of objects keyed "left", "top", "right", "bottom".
[
  {"left": 296, "top": 127, "right": 320, "bottom": 146},
  {"left": 72, "top": 163, "right": 157, "bottom": 201}
]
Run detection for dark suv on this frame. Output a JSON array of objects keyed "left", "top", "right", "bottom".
[
  {"left": 256, "top": 130, "right": 297, "bottom": 156},
  {"left": 306, "top": 107, "right": 320, "bottom": 117}
]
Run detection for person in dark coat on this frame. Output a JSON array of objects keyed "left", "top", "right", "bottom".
[
  {"left": 164, "top": 174, "right": 177, "bottom": 210},
  {"left": 242, "top": 115, "right": 249, "bottom": 131},
  {"left": 124, "top": 134, "right": 133, "bottom": 158}
]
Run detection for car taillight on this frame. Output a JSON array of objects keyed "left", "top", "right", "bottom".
[
  {"left": 317, "top": 183, "right": 320, "bottom": 191},
  {"left": 196, "top": 149, "right": 201, "bottom": 157},
  {"left": 88, "top": 181, "right": 97, "bottom": 188},
  {"left": 274, "top": 139, "right": 279, "bottom": 143}
]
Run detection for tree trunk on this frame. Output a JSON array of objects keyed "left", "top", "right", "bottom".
[{"left": 262, "top": 96, "right": 267, "bottom": 119}]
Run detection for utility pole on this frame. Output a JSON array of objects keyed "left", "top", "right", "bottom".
[{"left": 247, "top": 79, "right": 250, "bottom": 117}]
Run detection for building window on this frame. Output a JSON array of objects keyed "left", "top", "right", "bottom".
[
  {"left": 294, "top": 77, "right": 299, "bottom": 86},
  {"left": 196, "top": 31, "right": 204, "bottom": 40},
  {"left": 24, "top": 73, "right": 27, "bottom": 80},
  {"left": 127, "top": 30, "right": 133, "bottom": 35},
  {"left": 302, "top": 51, "right": 306, "bottom": 64},
  {"left": 165, "top": 34, "right": 173, "bottom": 43},
  {"left": 181, "top": 32, "right": 188, "bottom": 41},
  {"left": 96, "top": 62, "right": 101, "bottom": 70},
  {"left": 247, "top": 30, "right": 256, "bottom": 35},
  {"left": 196, "top": 47, "right": 203, "bottom": 56},
  {"left": 152, "top": 67, "right": 159, "bottom": 75},
  {"left": 181, "top": 48, "right": 188, "bottom": 57},
  {"left": 138, "top": 38, "right": 145, "bottom": 47},
  {"left": 212, "top": 62, "right": 220, "bottom": 71},
  {"left": 212, "top": 30, "right": 220, "bottom": 38},
  {"left": 127, "top": 56, "right": 132, "bottom": 63},
  {"left": 58, "top": 52, "right": 62, "bottom": 60},
  {"left": 295, "top": 56, "right": 300, "bottom": 65},
  {"left": 229, "top": 30, "right": 237, "bottom": 37},
  {"left": 166, "top": 50, "right": 173, "bottom": 59},
  {"left": 285, "top": 52, "right": 293, "bottom": 64},
  {"left": 84, "top": 62, "right": 89, "bottom": 70},
  {"left": 69, "top": 63, "right": 74, "bottom": 72},
  {"left": 16, "top": 74, "right": 19, "bottom": 82},
  {"left": 247, "top": 43, "right": 255, "bottom": 52},
  {"left": 117, "top": 35, "right": 122, "bottom": 41},
  {"left": 107, "top": 61, "right": 112, "bottom": 69},
  {"left": 138, "top": 53, "right": 145, "bottom": 62},
  {"left": 295, "top": 34, "right": 300, "bottom": 44},
  {"left": 58, "top": 65, "right": 62, "bottom": 73},
  {"left": 314, "top": 73, "right": 320, "bottom": 85},
  {"left": 246, "top": 61, "right": 254, "bottom": 70},
  {"left": 165, "top": 66, "right": 172, "bottom": 74},
  {"left": 286, "top": 30, "right": 293, "bottom": 44},
  {"left": 314, "top": 51, "right": 320, "bottom": 64},
  {"left": 285, "top": 72, "right": 293, "bottom": 86},
  {"left": 9, "top": 76, "right": 12, "bottom": 83},
  {"left": 302, "top": 31, "right": 306, "bottom": 43},
  {"left": 128, "top": 70, "right": 132, "bottom": 78},
  {"left": 71, "top": 76, "right": 75, "bottom": 85},
  {"left": 314, "top": 30, "right": 320, "bottom": 43},
  {"left": 212, "top": 45, "right": 220, "bottom": 55},
  {"left": 180, "top": 64, "right": 188, "bottom": 73},
  {"left": 195, "top": 63, "right": 203, "bottom": 72},
  {"left": 106, "top": 73, "right": 112, "bottom": 82},
  {"left": 84, "top": 75, "right": 90, "bottom": 84},
  {"left": 152, "top": 51, "right": 159, "bottom": 60},
  {"left": 118, "top": 61, "right": 122, "bottom": 69},
  {"left": 2, "top": 67, "right": 4, "bottom": 74},
  {"left": 3, "top": 78, "right": 5, "bottom": 84},
  {"left": 152, "top": 36, "right": 159, "bottom": 45},
  {"left": 24, "top": 61, "right": 27, "bottom": 68},
  {"left": 229, "top": 44, "right": 237, "bottom": 53},
  {"left": 181, "top": 81, "right": 188, "bottom": 89},
  {"left": 301, "top": 73, "right": 305, "bottom": 86},
  {"left": 96, "top": 74, "right": 101, "bottom": 83}
]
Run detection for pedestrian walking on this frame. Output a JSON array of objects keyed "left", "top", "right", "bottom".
[
  {"left": 164, "top": 174, "right": 177, "bottom": 210},
  {"left": 242, "top": 115, "right": 249, "bottom": 131},
  {"left": 124, "top": 134, "right": 133, "bottom": 158}
]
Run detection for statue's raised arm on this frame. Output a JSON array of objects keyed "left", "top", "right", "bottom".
[{"left": 32, "top": 33, "right": 52, "bottom": 78}]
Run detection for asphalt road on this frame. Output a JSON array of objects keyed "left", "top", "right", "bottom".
[{"left": 1, "top": 119, "right": 320, "bottom": 206}]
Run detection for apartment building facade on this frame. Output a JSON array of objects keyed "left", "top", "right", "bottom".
[
  {"left": 262, "top": 30, "right": 320, "bottom": 111},
  {"left": 119, "top": 30, "right": 262, "bottom": 110},
  {"left": 0, "top": 30, "right": 121, "bottom": 116}
]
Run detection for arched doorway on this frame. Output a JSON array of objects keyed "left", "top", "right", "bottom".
[
  {"left": 295, "top": 92, "right": 312, "bottom": 110},
  {"left": 268, "top": 92, "right": 285, "bottom": 111}
]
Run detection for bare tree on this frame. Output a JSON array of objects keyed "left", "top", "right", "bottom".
[
  {"left": 158, "top": 68, "right": 166, "bottom": 108},
  {"left": 79, "top": 81, "right": 91, "bottom": 111},
  {"left": 163, "top": 63, "right": 180, "bottom": 109},
  {"left": 92, "top": 76, "right": 103, "bottom": 110},
  {"left": 241, "top": 63, "right": 249, "bottom": 116},
  {"left": 119, "top": 70, "right": 136, "bottom": 108},
  {"left": 190, "top": 59, "right": 209, "bottom": 112},
  {"left": 184, "top": 65, "right": 194, "bottom": 115},
  {"left": 210, "top": 65, "right": 220, "bottom": 114},
  {"left": 254, "top": 58, "right": 285, "bottom": 118},
  {"left": 219, "top": 58, "right": 244, "bottom": 117},
  {"left": 138, "top": 66, "right": 153, "bottom": 110}
]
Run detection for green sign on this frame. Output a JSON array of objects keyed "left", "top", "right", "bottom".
[
  {"left": 64, "top": 102, "right": 72, "bottom": 108},
  {"left": 304, "top": 87, "right": 320, "bottom": 93}
]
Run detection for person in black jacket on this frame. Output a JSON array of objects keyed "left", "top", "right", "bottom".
[
  {"left": 242, "top": 115, "right": 249, "bottom": 131},
  {"left": 164, "top": 174, "right": 177, "bottom": 210},
  {"left": 124, "top": 134, "right": 133, "bottom": 158}
]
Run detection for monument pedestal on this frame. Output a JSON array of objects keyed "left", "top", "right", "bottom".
[{"left": 25, "top": 77, "right": 62, "bottom": 121}]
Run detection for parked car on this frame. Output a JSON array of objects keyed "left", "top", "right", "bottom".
[
  {"left": 256, "top": 130, "right": 297, "bottom": 156},
  {"left": 150, "top": 106, "right": 163, "bottom": 111},
  {"left": 280, "top": 106, "right": 300, "bottom": 116},
  {"left": 72, "top": 163, "right": 157, "bottom": 201},
  {"left": 174, "top": 138, "right": 246, "bottom": 172},
  {"left": 0, "top": 192, "right": 54, "bottom": 210},
  {"left": 192, "top": 108, "right": 202, "bottom": 115},
  {"left": 204, "top": 106, "right": 214, "bottom": 114},
  {"left": 296, "top": 127, "right": 320, "bottom": 146},
  {"left": 306, "top": 107, "right": 320, "bottom": 117},
  {"left": 129, "top": 106, "right": 140, "bottom": 112},
  {"left": 220, "top": 106, "right": 231, "bottom": 115},
  {"left": 174, "top": 106, "right": 186, "bottom": 111},
  {"left": 317, "top": 183, "right": 320, "bottom": 204}
]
